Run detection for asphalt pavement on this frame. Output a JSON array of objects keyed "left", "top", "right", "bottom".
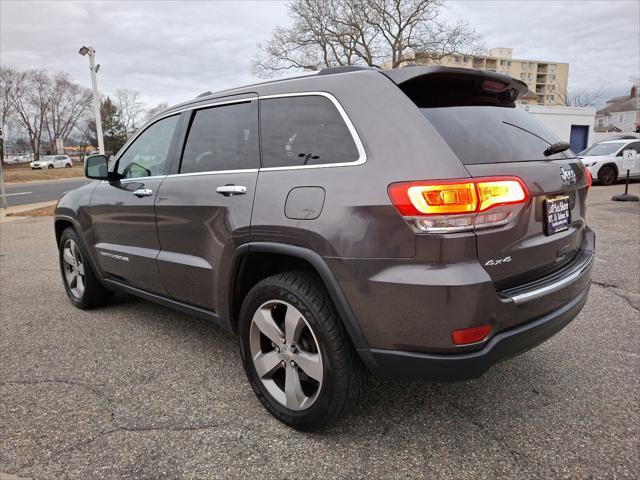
[
  {"left": 0, "top": 184, "right": 638, "bottom": 479},
  {"left": 2, "top": 178, "right": 89, "bottom": 207}
]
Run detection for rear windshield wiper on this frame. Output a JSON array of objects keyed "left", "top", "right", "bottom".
[{"left": 544, "top": 142, "right": 571, "bottom": 157}]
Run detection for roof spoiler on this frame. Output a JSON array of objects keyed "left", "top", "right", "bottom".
[{"left": 382, "top": 66, "right": 529, "bottom": 108}]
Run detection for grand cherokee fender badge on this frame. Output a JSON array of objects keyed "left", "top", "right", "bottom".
[
  {"left": 99, "top": 251, "right": 130, "bottom": 262},
  {"left": 560, "top": 167, "right": 577, "bottom": 185},
  {"left": 485, "top": 256, "right": 511, "bottom": 266}
]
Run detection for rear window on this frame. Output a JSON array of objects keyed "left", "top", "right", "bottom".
[
  {"left": 260, "top": 95, "right": 359, "bottom": 168},
  {"left": 421, "top": 106, "right": 572, "bottom": 164}
]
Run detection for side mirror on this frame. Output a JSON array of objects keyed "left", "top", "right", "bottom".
[{"left": 84, "top": 154, "right": 109, "bottom": 180}]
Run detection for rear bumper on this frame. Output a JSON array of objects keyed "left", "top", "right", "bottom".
[{"left": 358, "top": 282, "right": 590, "bottom": 382}]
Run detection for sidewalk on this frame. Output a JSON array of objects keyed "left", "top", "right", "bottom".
[{"left": 0, "top": 201, "right": 56, "bottom": 224}]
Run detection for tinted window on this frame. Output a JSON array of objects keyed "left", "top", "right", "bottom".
[
  {"left": 421, "top": 106, "right": 572, "bottom": 164},
  {"left": 260, "top": 96, "right": 359, "bottom": 168},
  {"left": 117, "top": 115, "right": 179, "bottom": 178},
  {"left": 180, "top": 101, "right": 259, "bottom": 173}
]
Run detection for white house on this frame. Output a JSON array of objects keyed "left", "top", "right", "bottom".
[{"left": 595, "top": 86, "right": 640, "bottom": 134}]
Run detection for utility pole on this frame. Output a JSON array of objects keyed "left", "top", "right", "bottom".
[
  {"left": 0, "top": 126, "right": 6, "bottom": 209},
  {"left": 79, "top": 46, "right": 104, "bottom": 155}
]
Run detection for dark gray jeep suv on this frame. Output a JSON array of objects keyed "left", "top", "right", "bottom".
[{"left": 55, "top": 66, "right": 595, "bottom": 430}]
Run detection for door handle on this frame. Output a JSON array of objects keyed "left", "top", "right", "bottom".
[
  {"left": 216, "top": 185, "right": 247, "bottom": 196},
  {"left": 133, "top": 188, "right": 153, "bottom": 198}
]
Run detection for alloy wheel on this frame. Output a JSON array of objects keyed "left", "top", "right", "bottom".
[
  {"left": 249, "top": 300, "right": 323, "bottom": 411},
  {"left": 62, "top": 239, "right": 85, "bottom": 299}
]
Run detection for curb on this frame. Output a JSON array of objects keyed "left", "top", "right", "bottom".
[{"left": 0, "top": 201, "right": 57, "bottom": 224}]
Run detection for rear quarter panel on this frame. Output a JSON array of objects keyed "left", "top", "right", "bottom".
[{"left": 250, "top": 71, "right": 471, "bottom": 259}]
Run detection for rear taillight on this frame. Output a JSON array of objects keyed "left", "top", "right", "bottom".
[
  {"left": 585, "top": 168, "right": 592, "bottom": 190},
  {"left": 388, "top": 176, "right": 529, "bottom": 233}
]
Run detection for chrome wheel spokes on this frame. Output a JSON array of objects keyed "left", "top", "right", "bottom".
[
  {"left": 62, "top": 239, "right": 85, "bottom": 299},
  {"left": 249, "top": 300, "right": 323, "bottom": 411}
]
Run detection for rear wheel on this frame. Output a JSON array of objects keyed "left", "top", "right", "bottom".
[
  {"left": 65, "top": 163, "right": 72, "bottom": 168},
  {"left": 239, "top": 271, "right": 367, "bottom": 430},
  {"left": 59, "top": 228, "right": 112, "bottom": 309},
  {"left": 597, "top": 165, "right": 617, "bottom": 185}
]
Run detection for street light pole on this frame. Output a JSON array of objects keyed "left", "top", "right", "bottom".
[
  {"left": 0, "top": 126, "right": 7, "bottom": 209},
  {"left": 79, "top": 46, "right": 104, "bottom": 155}
]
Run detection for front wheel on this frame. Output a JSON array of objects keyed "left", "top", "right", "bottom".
[
  {"left": 59, "top": 228, "right": 112, "bottom": 309},
  {"left": 239, "top": 271, "right": 367, "bottom": 431},
  {"left": 47, "top": 164, "right": 54, "bottom": 169},
  {"left": 597, "top": 165, "right": 617, "bottom": 185}
]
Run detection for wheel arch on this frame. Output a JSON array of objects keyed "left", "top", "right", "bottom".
[
  {"left": 54, "top": 215, "right": 103, "bottom": 281},
  {"left": 227, "top": 242, "right": 369, "bottom": 350}
]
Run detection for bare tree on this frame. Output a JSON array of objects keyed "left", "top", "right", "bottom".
[
  {"left": 557, "top": 86, "right": 605, "bottom": 108},
  {"left": 253, "top": 0, "right": 483, "bottom": 77},
  {"left": 10, "top": 70, "right": 54, "bottom": 160},
  {"left": 145, "top": 102, "right": 170, "bottom": 122},
  {"left": 115, "top": 88, "right": 145, "bottom": 138},
  {"left": 0, "top": 66, "right": 19, "bottom": 163},
  {"left": 44, "top": 72, "right": 93, "bottom": 153}
]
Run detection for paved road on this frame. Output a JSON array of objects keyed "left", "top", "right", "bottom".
[
  {"left": 0, "top": 184, "right": 638, "bottom": 479},
  {"left": 2, "top": 178, "right": 89, "bottom": 207}
]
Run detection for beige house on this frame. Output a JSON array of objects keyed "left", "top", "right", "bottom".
[{"left": 395, "top": 47, "right": 569, "bottom": 106}]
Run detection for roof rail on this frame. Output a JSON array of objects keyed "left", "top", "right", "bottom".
[
  {"left": 196, "top": 91, "right": 212, "bottom": 98},
  {"left": 317, "top": 66, "right": 373, "bottom": 75}
]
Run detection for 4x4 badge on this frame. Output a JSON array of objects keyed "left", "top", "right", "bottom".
[{"left": 560, "top": 167, "right": 577, "bottom": 185}]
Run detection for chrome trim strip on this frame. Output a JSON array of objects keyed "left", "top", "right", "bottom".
[
  {"left": 166, "top": 168, "right": 258, "bottom": 179},
  {"left": 118, "top": 175, "right": 167, "bottom": 184},
  {"left": 505, "top": 252, "right": 593, "bottom": 304},
  {"left": 258, "top": 91, "right": 366, "bottom": 171}
]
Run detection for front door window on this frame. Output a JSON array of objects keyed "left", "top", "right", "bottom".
[{"left": 116, "top": 115, "right": 179, "bottom": 179}]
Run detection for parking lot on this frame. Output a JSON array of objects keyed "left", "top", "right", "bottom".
[{"left": 0, "top": 183, "right": 638, "bottom": 479}]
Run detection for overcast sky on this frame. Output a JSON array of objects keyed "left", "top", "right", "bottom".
[{"left": 1, "top": 0, "right": 638, "bottom": 109}]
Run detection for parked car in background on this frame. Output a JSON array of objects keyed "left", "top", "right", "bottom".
[
  {"left": 30, "top": 155, "right": 73, "bottom": 170},
  {"left": 55, "top": 66, "right": 594, "bottom": 430},
  {"left": 579, "top": 139, "right": 640, "bottom": 185}
]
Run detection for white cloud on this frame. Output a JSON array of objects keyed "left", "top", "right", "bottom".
[
  {"left": 444, "top": 0, "right": 640, "bottom": 99},
  {"left": 1, "top": 0, "right": 638, "bottom": 110}
]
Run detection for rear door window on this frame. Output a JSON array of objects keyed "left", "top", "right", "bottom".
[
  {"left": 260, "top": 95, "right": 359, "bottom": 168},
  {"left": 180, "top": 101, "right": 259, "bottom": 173},
  {"left": 421, "top": 106, "right": 572, "bottom": 164}
]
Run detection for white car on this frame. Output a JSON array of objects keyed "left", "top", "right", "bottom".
[
  {"left": 30, "top": 155, "right": 73, "bottom": 170},
  {"left": 579, "top": 139, "right": 640, "bottom": 185}
]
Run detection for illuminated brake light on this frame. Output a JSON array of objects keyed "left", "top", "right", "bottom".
[
  {"left": 388, "top": 176, "right": 529, "bottom": 233},
  {"left": 476, "top": 179, "right": 527, "bottom": 211},
  {"left": 452, "top": 325, "right": 492, "bottom": 345},
  {"left": 406, "top": 182, "right": 477, "bottom": 215}
]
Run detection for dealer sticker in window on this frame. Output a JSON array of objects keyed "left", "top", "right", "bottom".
[{"left": 544, "top": 196, "right": 571, "bottom": 235}]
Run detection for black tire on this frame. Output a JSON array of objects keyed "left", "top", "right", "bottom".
[
  {"left": 58, "top": 227, "right": 112, "bottom": 309},
  {"left": 238, "top": 271, "right": 367, "bottom": 431},
  {"left": 597, "top": 165, "right": 617, "bottom": 186},
  {"left": 47, "top": 164, "right": 54, "bottom": 169},
  {"left": 65, "top": 163, "right": 72, "bottom": 168}
]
